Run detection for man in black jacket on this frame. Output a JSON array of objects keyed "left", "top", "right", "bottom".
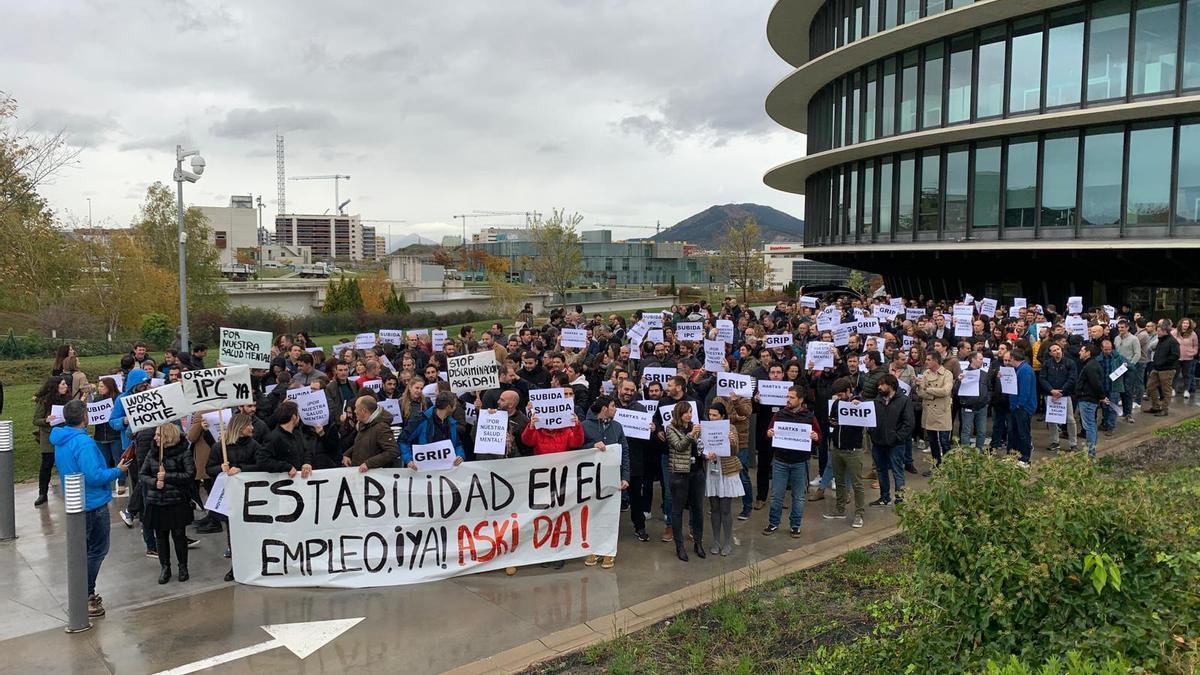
[
  {"left": 1075, "top": 343, "right": 1108, "bottom": 458},
  {"left": 1039, "top": 344, "right": 1079, "bottom": 452},
  {"left": 823, "top": 377, "right": 865, "bottom": 528},
  {"left": 1147, "top": 320, "right": 1179, "bottom": 416},
  {"left": 868, "top": 374, "right": 914, "bottom": 507},
  {"left": 616, "top": 379, "right": 654, "bottom": 542}
]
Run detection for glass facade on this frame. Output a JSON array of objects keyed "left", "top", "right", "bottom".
[
  {"left": 804, "top": 117, "right": 1200, "bottom": 244},
  {"left": 810, "top": 0, "right": 983, "bottom": 59},
  {"left": 806, "top": 0, "right": 1200, "bottom": 155}
]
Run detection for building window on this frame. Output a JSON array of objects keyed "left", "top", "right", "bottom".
[
  {"left": 947, "top": 36, "right": 973, "bottom": 123},
  {"left": 945, "top": 145, "right": 969, "bottom": 231},
  {"left": 1041, "top": 132, "right": 1079, "bottom": 227},
  {"left": 973, "top": 142, "right": 1002, "bottom": 228},
  {"left": 850, "top": 71, "right": 862, "bottom": 144},
  {"left": 848, "top": 167, "right": 860, "bottom": 237},
  {"left": 1126, "top": 123, "right": 1174, "bottom": 224},
  {"left": 864, "top": 66, "right": 878, "bottom": 141},
  {"left": 1185, "top": 0, "right": 1200, "bottom": 88},
  {"left": 918, "top": 150, "right": 942, "bottom": 232},
  {"left": 1009, "top": 17, "right": 1044, "bottom": 114},
  {"left": 898, "top": 154, "right": 916, "bottom": 233},
  {"left": 879, "top": 158, "right": 894, "bottom": 235},
  {"left": 926, "top": 0, "right": 945, "bottom": 17},
  {"left": 1082, "top": 127, "right": 1126, "bottom": 225},
  {"left": 900, "top": 50, "right": 919, "bottom": 133},
  {"left": 882, "top": 58, "right": 897, "bottom": 136},
  {"left": 1006, "top": 136, "right": 1038, "bottom": 228},
  {"left": 1087, "top": 0, "right": 1131, "bottom": 102},
  {"left": 977, "top": 26, "right": 1007, "bottom": 118},
  {"left": 922, "top": 42, "right": 945, "bottom": 129},
  {"left": 902, "top": 0, "right": 919, "bottom": 24},
  {"left": 1132, "top": 0, "right": 1180, "bottom": 96},
  {"left": 884, "top": 0, "right": 899, "bottom": 29},
  {"left": 214, "top": 231, "right": 227, "bottom": 249},
  {"left": 863, "top": 162, "right": 876, "bottom": 235},
  {"left": 1176, "top": 120, "right": 1200, "bottom": 223},
  {"left": 1046, "top": 8, "right": 1085, "bottom": 107}
]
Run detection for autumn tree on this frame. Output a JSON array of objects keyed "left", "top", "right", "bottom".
[
  {"left": 133, "top": 182, "right": 227, "bottom": 314},
  {"left": 78, "top": 231, "right": 178, "bottom": 338},
  {"left": 357, "top": 269, "right": 393, "bottom": 313},
  {"left": 710, "top": 217, "right": 768, "bottom": 304},
  {"left": 529, "top": 208, "right": 583, "bottom": 308},
  {"left": 483, "top": 251, "right": 522, "bottom": 317}
]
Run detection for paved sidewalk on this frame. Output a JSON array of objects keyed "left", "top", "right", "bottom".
[{"left": 0, "top": 398, "right": 1194, "bottom": 674}]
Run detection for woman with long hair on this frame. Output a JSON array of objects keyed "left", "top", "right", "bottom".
[
  {"left": 32, "top": 376, "right": 73, "bottom": 506},
  {"left": 398, "top": 378, "right": 427, "bottom": 426},
  {"left": 61, "top": 355, "right": 92, "bottom": 398},
  {"left": 91, "top": 377, "right": 124, "bottom": 494},
  {"left": 1172, "top": 317, "right": 1198, "bottom": 399},
  {"left": 140, "top": 423, "right": 195, "bottom": 584},
  {"left": 664, "top": 402, "right": 706, "bottom": 562},
  {"left": 51, "top": 344, "right": 75, "bottom": 376},
  {"left": 206, "top": 413, "right": 261, "bottom": 582}
]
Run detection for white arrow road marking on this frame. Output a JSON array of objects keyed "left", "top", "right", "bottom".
[{"left": 153, "top": 617, "right": 364, "bottom": 675}]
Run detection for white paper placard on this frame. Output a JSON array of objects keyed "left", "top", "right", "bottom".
[
  {"left": 614, "top": 407, "right": 653, "bottom": 440},
  {"left": 412, "top": 439, "right": 458, "bottom": 471},
  {"left": 832, "top": 324, "right": 854, "bottom": 347},
  {"left": 716, "top": 320, "right": 735, "bottom": 344},
  {"left": 701, "top": 419, "right": 731, "bottom": 457},
  {"left": 529, "top": 389, "right": 574, "bottom": 429},
  {"left": 659, "top": 400, "right": 699, "bottom": 427},
  {"left": 87, "top": 398, "right": 115, "bottom": 426},
  {"left": 641, "top": 367, "right": 676, "bottom": 388},
  {"left": 560, "top": 328, "right": 587, "bottom": 349},
  {"left": 715, "top": 372, "right": 754, "bottom": 397},
  {"left": 980, "top": 298, "right": 998, "bottom": 317},
  {"left": 474, "top": 409, "right": 509, "bottom": 456},
  {"left": 703, "top": 340, "right": 726, "bottom": 372},
  {"left": 1067, "top": 296, "right": 1083, "bottom": 315},
  {"left": 757, "top": 380, "right": 790, "bottom": 406},
  {"left": 959, "top": 369, "right": 981, "bottom": 398},
  {"left": 431, "top": 330, "right": 448, "bottom": 353},
  {"left": 1045, "top": 396, "right": 1071, "bottom": 424},
  {"left": 1066, "top": 316, "right": 1088, "bottom": 336},
  {"left": 285, "top": 387, "right": 330, "bottom": 426},
  {"left": 836, "top": 401, "right": 877, "bottom": 427},
  {"left": 1013, "top": 297, "right": 1027, "bottom": 310},
  {"left": 379, "top": 329, "right": 404, "bottom": 346},
  {"left": 999, "top": 366, "right": 1018, "bottom": 395},
  {"left": 905, "top": 307, "right": 927, "bottom": 321},
  {"left": 676, "top": 322, "right": 704, "bottom": 342},
  {"left": 772, "top": 421, "right": 812, "bottom": 451},
  {"left": 764, "top": 333, "right": 793, "bottom": 349},
  {"left": 808, "top": 342, "right": 835, "bottom": 370},
  {"left": 355, "top": 332, "right": 376, "bottom": 350},
  {"left": 799, "top": 295, "right": 819, "bottom": 308},
  {"left": 1109, "top": 363, "right": 1128, "bottom": 381},
  {"left": 218, "top": 327, "right": 273, "bottom": 369}
]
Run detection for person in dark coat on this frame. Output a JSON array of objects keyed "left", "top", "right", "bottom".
[
  {"left": 140, "top": 423, "right": 195, "bottom": 584},
  {"left": 257, "top": 401, "right": 316, "bottom": 477},
  {"left": 206, "top": 413, "right": 261, "bottom": 582},
  {"left": 32, "top": 376, "right": 74, "bottom": 506}
]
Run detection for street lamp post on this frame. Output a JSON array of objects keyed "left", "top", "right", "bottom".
[{"left": 173, "top": 145, "right": 206, "bottom": 353}]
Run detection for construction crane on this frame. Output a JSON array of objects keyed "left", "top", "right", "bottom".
[
  {"left": 449, "top": 210, "right": 538, "bottom": 277},
  {"left": 289, "top": 174, "right": 351, "bottom": 215},
  {"left": 594, "top": 222, "right": 661, "bottom": 235}
]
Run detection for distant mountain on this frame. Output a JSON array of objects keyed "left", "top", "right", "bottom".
[
  {"left": 649, "top": 203, "right": 804, "bottom": 248},
  {"left": 386, "top": 234, "right": 439, "bottom": 254}
]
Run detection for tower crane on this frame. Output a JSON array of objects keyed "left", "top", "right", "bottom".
[{"left": 288, "top": 174, "right": 351, "bottom": 215}]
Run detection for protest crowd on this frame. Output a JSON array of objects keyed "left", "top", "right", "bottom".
[{"left": 35, "top": 293, "right": 1197, "bottom": 616}]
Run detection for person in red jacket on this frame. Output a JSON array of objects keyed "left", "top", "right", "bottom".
[{"left": 520, "top": 412, "right": 585, "bottom": 455}]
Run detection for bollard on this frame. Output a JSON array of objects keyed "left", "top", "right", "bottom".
[
  {"left": 0, "top": 420, "right": 15, "bottom": 541},
  {"left": 63, "top": 474, "right": 92, "bottom": 633}
]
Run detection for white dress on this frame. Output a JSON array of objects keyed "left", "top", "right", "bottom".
[{"left": 705, "top": 458, "right": 745, "bottom": 499}]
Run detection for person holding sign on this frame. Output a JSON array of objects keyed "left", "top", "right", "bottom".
[
  {"left": 1007, "top": 348, "right": 1039, "bottom": 468},
  {"left": 32, "top": 376, "right": 74, "bottom": 507},
  {"left": 342, "top": 396, "right": 401, "bottom": 472},
  {"left": 867, "top": 374, "right": 914, "bottom": 507},
  {"left": 702, "top": 403, "right": 743, "bottom": 557},
  {"left": 664, "top": 402, "right": 706, "bottom": 562},
  {"left": 203, "top": 413, "right": 261, "bottom": 582},
  {"left": 711, "top": 389, "right": 753, "bottom": 520},
  {"left": 1075, "top": 344, "right": 1109, "bottom": 458},
  {"left": 957, "top": 352, "right": 991, "bottom": 451},
  {"left": 257, "top": 401, "right": 316, "bottom": 478},
  {"left": 615, "top": 380, "right": 654, "bottom": 542},
  {"left": 764, "top": 386, "right": 821, "bottom": 538},
  {"left": 581, "top": 396, "right": 630, "bottom": 570},
  {"left": 824, "top": 378, "right": 865, "bottom": 528},
  {"left": 1097, "top": 339, "right": 1129, "bottom": 435},
  {"left": 90, "top": 377, "right": 125, "bottom": 495},
  {"left": 401, "top": 392, "right": 466, "bottom": 468},
  {"left": 140, "top": 423, "right": 195, "bottom": 584},
  {"left": 1038, "top": 344, "right": 1079, "bottom": 453}
]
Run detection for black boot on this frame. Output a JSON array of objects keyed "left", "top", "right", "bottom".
[
  {"left": 694, "top": 540, "right": 707, "bottom": 559},
  {"left": 33, "top": 494, "right": 47, "bottom": 507},
  {"left": 158, "top": 566, "right": 171, "bottom": 584},
  {"left": 177, "top": 564, "right": 189, "bottom": 582},
  {"left": 675, "top": 541, "right": 689, "bottom": 562},
  {"left": 224, "top": 569, "right": 235, "bottom": 582}
]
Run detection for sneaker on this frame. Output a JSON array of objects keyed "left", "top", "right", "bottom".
[
  {"left": 620, "top": 503, "right": 629, "bottom": 512},
  {"left": 736, "top": 510, "right": 751, "bottom": 521},
  {"left": 223, "top": 547, "right": 232, "bottom": 559},
  {"left": 119, "top": 510, "right": 134, "bottom": 528},
  {"left": 904, "top": 464, "right": 918, "bottom": 475},
  {"left": 87, "top": 595, "right": 105, "bottom": 618},
  {"left": 1017, "top": 460, "right": 1030, "bottom": 469},
  {"left": 643, "top": 511, "right": 652, "bottom": 521},
  {"left": 869, "top": 498, "right": 890, "bottom": 507},
  {"left": 1185, "top": 391, "right": 1191, "bottom": 399},
  {"left": 762, "top": 524, "right": 779, "bottom": 535},
  {"left": 1133, "top": 402, "right": 1141, "bottom": 409},
  {"left": 635, "top": 530, "right": 650, "bottom": 542},
  {"left": 822, "top": 512, "right": 847, "bottom": 520},
  {"left": 808, "top": 476, "right": 821, "bottom": 487},
  {"left": 145, "top": 549, "right": 159, "bottom": 559},
  {"left": 1047, "top": 443, "right": 1061, "bottom": 452},
  {"left": 661, "top": 526, "right": 674, "bottom": 543},
  {"left": 893, "top": 496, "right": 904, "bottom": 506},
  {"left": 186, "top": 537, "right": 200, "bottom": 549},
  {"left": 1125, "top": 415, "right": 1135, "bottom": 424},
  {"left": 852, "top": 515, "right": 864, "bottom": 528},
  {"left": 600, "top": 556, "right": 615, "bottom": 569},
  {"left": 584, "top": 554, "right": 599, "bottom": 567},
  {"left": 789, "top": 527, "right": 802, "bottom": 538}
]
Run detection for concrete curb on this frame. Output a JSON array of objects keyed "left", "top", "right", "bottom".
[{"left": 446, "top": 407, "right": 1200, "bottom": 675}]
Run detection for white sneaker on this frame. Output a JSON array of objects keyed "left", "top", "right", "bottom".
[
  {"left": 119, "top": 510, "right": 134, "bottom": 528},
  {"left": 831, "top": 479, "right": 837, "bottom": 490},
  {"left": 1017, "top": 460, "right": 1030, "bottom": 469},
  {"left": 852, "top": 515, "right": 864, "bottom": 528},
  {"left": 1186, "top": 391, "right": 1192, "bottom": 399},
  {"left": 808, "top": 477, "right": 821, "bottom": 487},
  {"left": 1133, "top": 402, "right": 1141, "bottom": 410}
]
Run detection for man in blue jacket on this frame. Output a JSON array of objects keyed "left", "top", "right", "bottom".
[
  {"left": 400, "top": 391, "right": 466, "bottom": 468},
  {"left": 1008, "top": 348, "right": 1038, "bottom": 468},
  {"left": 52, "top": 400, "right": 130, "bottom": 619}
]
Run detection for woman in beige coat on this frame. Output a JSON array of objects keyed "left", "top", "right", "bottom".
[{"left": 916, "top": 354, "right": 954, "bottom": 470}]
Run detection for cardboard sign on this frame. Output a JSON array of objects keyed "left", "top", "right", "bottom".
[
  {"left": 764, "top": 333, "right": 793, "bottom": 349},
  {"left": 1109, "top": 363, "right": 1128, "bottom": 381},
  {"left": 122, "top": 382, "right": 191, "bottom": 432},
  {"left": 355, "top": 332, "right": 377, "bottom": 350},
  {"left": 757, "top": 380, "right": 790, "bottom": 406},
  {"left": 560, "top": 328, "right": 587, "bottom": 349},
  {"left": 432, "top": 330, "right": 448, "bottom": 353},
  {"left": 856, "top": 317, "right": 881, "bottom": 335},
  {"left": 219, "top": 327, "right": 273, "bottom": 369},
  {"left": 959, "top": 369, "right": 982, "bottom": 397},
  {"left": 286, "top": 387, "right": 329, "bottom": 427},
  {"left": 530, "top": 389, "right": 573, "bottom": 430},
  {"left": 676, "top": 322, "right": 704, "bottom": 342},
  {"left": 799, "top": 295, "right": 819, "bottom": 308},
  {"left": 905, "top": 307, "right": 927, "bottom": 321},
  {"left": 447, "top": 351, "right": 499, "bottom": 394},
  {"left": 87, "top": 398, "right": 115, "bottom": 426},
  {"left": 613, "top": 408, "right": 652, "bottom": 440},
  {"left": 659, "top": 400, "right": 699, "bottom": 427},
  {"left": 1067, "top": 296, "right": 1083, "bottom": 315},
  {"left": 999, "top": 366, "right": 1018, "bottom": 395},
  {"left": 474, "top": 409, "right": 509, "bottom": 456},
  {"left": 641, "top": 367, "right": 675, "bottom": 388},
  {"left": 715, "top": 372, "right": 754, "bottom": 397},
  {"left": 808, "top": 342, "right": 835, "bottom": 370},
  {"left": 700, "top": 420, "right": 731, "bottom": 457},
  {"left": 772, "top": 421, "right": 812, "bottom": 451},
  {"left": 379, "top": 329, "right": 404, "bottom": 346},
  {"left": 703, "top": 340, "right": 726, "bottom": 372},
  {"left": 716, "top": 320, "right": 735, "bottom": 344},
  {"left": 412, "top": 440, "right": 458, "bottom": 471},
  {"left": 180, "top": 365, "right": 253, "bottom": 413},
  {"left": 1045, "top": 396, "right": 1070, "bottom": 425},
  {"left": 837, "top": 401, "right": 877, "bottom": 427}
]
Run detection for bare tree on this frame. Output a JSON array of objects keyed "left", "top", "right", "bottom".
[
  {"left": 710, "top": 217, "right": 768, "bottom": 304},
  {"left": 529, "top": 208, "right": 584, "bottom": 308},
  {"left": 0, "top": 92, "right": 83, "bottom": 220}
]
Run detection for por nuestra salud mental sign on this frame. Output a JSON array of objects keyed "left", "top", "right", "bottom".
[{"left": 226, "top": 448, "right": 621, "bottom": 587}]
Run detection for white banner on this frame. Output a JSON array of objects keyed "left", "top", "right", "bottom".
[
  {"left": 227, "top": 450, "right": 620, "bottom": 587},
  {"left": 87, "top": 398, "right": 115, "bottom": 426},
  {"left": 474, "top": 409, "right": 509, "bottom": 456},
  {"left": 715, "top": 372, "right": 754, "bottom": 397},
  {"left": 700, "top": 420, "right": 731, "bottom": 457},
  {"left": 613, "top": 408, "right": 652, "bottom": 440},
  {"left": 836, "top": 401, "right": 877, "bottom": 428},
  {"left": 180, "top": 365, "right": 253, "bottom": 413},
  {"left": 772, "top": 421, "right": 812, "bottom": 451},
  {"left": 530, "top": 389, "right": 573, "bottom": 429},
  {"left": 999, "top": 366, "right": 1018, "bottom": 395},
  {"left": 286, "top": 387, "right": 330, "bottom": 427},
  {"left": 757, "top": 380, "right": 790, "bottom": 406},
  {"left": 703, "top": 340, "right": 726, "bottom": 372},
  {"left": 447, "top": 351, "right": 499, "bottom": 393},
  {"left": 716, "top": 320, "right": 735, "bottom": 344},
  {"left": 676, "top": 322, "right": 703, "bottom": 342},
  {"left": 219, "top": 327, "right": 273, "bottom": 369},
  {"left": 808, "top": 341, "right": 835, "bottom": 369},
  {"left": 1045, "top": 396, "right": 1070, "bottom": 425},
  {"left": 560, "top": 328, "right": 587, "bottom": 350},
  {"left": 123, "top": 382, "right": 191, "bottom": 433},
  {"left": 764, "top": 333, "right": 793, "bottom": 349}
]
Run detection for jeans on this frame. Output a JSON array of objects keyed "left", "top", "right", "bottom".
[
  {"left": 959, "top": 407, "right": 987, "bottom": 450},
  {"left": 870, "top": 443, "right": 905, "bottom": 502},
  {"left": 85, "top": 505, "right": 111, "bottom": 596},
  {"left": 1047, "top": 398, "right": 1077, "bottom": 448},
  {"left": 927, "top": 430, "right": 951, "bottom": 465},
  {"left": 903, "top": 438, "right": 913, "bottom": 467},
  {"left": 1176, "top": 360, "right": 1196, "bottom": 395},
  {"left": 1010, "top": 407, "right": 1033, "bottom": 462},
  {"left": 96, "top": 440, "right": 124, "bottom": 486},
  {"left": 768, "top": 460, "right": 808, "bottom": 530},
  {"left": 1078, "top": 400, "right": 1099, "bottom": 457},
  {"left": 659, "top": 455, "right": 674, "bottom": 526},
  {"left": 830, "top": 448, "right": 865, "bottom": 516},
  {"left": 669, "top": 471, "right": 704, "bottom": 546},
  {"left": 1101, "top": 399, "right": 1117, "bottom": 431},
  {"left": 1127, "top": 363, "right": 1146, "bottom": 404},
  {"left": 708, "top": 497, "right": 734, "bottom": 552},
  {"left": 736, "top": 447, "right": 752, "bottom": 514},
  {"left": 991, "top": 406, "right": 1009, "bottom": 450}
]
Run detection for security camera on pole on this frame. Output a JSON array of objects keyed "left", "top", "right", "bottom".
[{"left": 173, "top": 146, "right": 205, "bottom": 353}]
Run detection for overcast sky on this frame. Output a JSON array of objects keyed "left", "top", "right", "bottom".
[{"left": 6, "top": 0, "right": 804, "bottom": 245}]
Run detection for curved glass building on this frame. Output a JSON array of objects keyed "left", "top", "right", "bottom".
[{"left": 765, "top": 0, "right": 1200, "bottom": 315}]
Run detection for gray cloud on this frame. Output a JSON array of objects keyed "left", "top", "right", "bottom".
[
  {"left": 210, "top": 107, "right": 337, "bottom": 139},
  {"left": 118, "top": 131, "right": 195, "bottom": 152},
  {"left": 28, "top": 109, "right": 120, "bottom": 147}
]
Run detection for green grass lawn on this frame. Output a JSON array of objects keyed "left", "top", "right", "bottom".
[{"left": 6, "top": 383, "right": 41, "bottom": 484}]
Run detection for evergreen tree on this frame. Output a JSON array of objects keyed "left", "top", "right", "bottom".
[
  {"left": 344, "top": 277, "right": 365, "bottom": 310},
  {"left": 322, "top": 277, "right": 343, "bottom": 313}
]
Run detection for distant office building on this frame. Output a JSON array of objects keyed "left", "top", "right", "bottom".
[
  {"left": 199, "top": 195, "right": 259, "bottom": 266},
  {"left": 763, "top": 242, "right": 852, "bottom": 289},
  {"left": 362, "top": 226, "right": 377, "bottom": 260},
  {"left": 257, "top": 225, "right": 273, "bottom": 246},
  {"left": 375, "top": 235, "right": 387, "bottom": 258},
  {"left": 275, "top": 213, "right": 364, "bottom": 261}
]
